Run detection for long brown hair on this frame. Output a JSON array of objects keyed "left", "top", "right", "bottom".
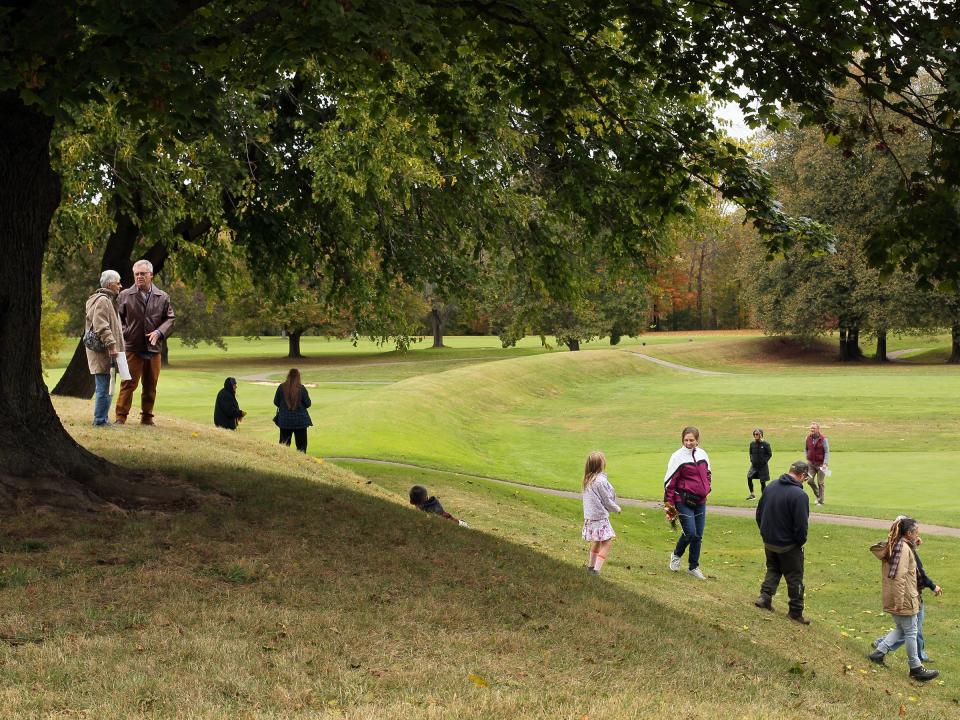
[
  {"left": 281, "top": 368, "right": 302, "bottom": 410},
  {"left": 582, "top": 451, "right": 606, "bottom": 489},
  {"left": 883, "top": 516, "right": 918, "bottom": 560}
]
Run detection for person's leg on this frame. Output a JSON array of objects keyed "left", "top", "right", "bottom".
[
  {"left": 781, "top": 545, "right": 806, "bottom": 616},
  {"left": 279, "top": 428, "right": 293, "bottom": 446},
  {"left": 115, "top": 352, "right": 143, "bottom": 422},
  {"left": 294, "top": 428, "right": 308, "bottom": 453},
  {"left": 746, "top": 474, "right": 755, "bottom": 497},
  {"left": 686, "top": 504, "right": 706, "bottom": 570},
  {"left": 815, "top": 469, "right": 825, "bottom": 503},
  {"left": 673, "top": 502, "right": 695, "bottom": 560},
  {"left": 139, "top": 352, "right": 161, "bottom": 422},
  {"left": 899, "top": 613, "right": 921, "bottom": 669},
  {"left": 875, "top": 615, "right": 905, "bottom": 654},
  {"left": 916, "top": 602, "right": 929, "bottom": 661},
  {"left": 588, "top": 541, "right": 599, "bottom": 569},
  {"left": 92, "top": 373, "right": 111, "bottom": 425},
  {"left": 593, "top": 539, "right": 612, "bottom": 572},
  {"left": 759, "top": 479, "right": 768, "bottom": 493},
  {"left": 758, "top": 547, "right": 783, "bottom": 604}
]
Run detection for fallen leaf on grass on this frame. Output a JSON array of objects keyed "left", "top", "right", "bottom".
[
  {"left": 899, "top": 703, "right": 906, "bottom": 716},
  {"left": 468, "top": 673, "right": 489, "bottom": 688}
]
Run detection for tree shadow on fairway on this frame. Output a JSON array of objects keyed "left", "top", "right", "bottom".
[{"left": 4, "top": 438, "right": 950, "bottom": 719}]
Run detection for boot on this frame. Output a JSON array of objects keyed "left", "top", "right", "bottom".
[
  {"left": 867, "top": 650, "right": 885, "bottom": 665},
  {"left": 754, "top": 595, "right": 773, "bottom": 611},
  {"left": 909, "top": 666, "right": 939, "bottom": 682}
]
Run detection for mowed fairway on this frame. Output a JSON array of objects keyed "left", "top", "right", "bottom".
[
  {"left": 10, "top": 333, "right": 957, "bottom": 718},
  {"left": 48, "top": 332, "right": 960, "bottom": 527}
]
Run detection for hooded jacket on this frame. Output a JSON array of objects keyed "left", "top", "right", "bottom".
[
  {"left": 755, "top": 473, "right": 809, "bottom": 547},
  {"left": 870, "top": 540, "right": 921, "bottom": 616},
  {"left": 84, "top": 287, "right": 123, "bottom": 374},
  {"left": 214, "top": 377, "right": 243, "bottom": 429}
]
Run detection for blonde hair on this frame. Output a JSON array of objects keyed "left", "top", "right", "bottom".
[
  {"left": 883, "top": 516, "right": 918, "bottom": 560},
  {"left": 582, "top": 451, "right": 606, "bottom": 489}
]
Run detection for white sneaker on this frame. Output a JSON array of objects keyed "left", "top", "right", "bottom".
[
  {"left": 687, "top": 567, "right": 707, "bottom": 580},
  {"left": 669, "top": 554, "right": 681, "bottom": 572}
]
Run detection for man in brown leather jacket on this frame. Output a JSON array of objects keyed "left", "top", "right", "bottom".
[{"left": 115, "top": 259, "right": 175, "bottom": 425}]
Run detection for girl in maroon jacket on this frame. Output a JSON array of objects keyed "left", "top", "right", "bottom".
[{"left": 664, "top": 426, "right": 712, "bottom": 579}]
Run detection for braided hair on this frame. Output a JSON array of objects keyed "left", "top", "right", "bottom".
[{"left": 883, "top": 515, "right": 918, "bottom": 560}]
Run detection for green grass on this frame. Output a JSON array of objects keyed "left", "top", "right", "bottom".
[
  {"left": 2, "top": 400, "right": 957, "bottom": 718},
  {"left": 45, "top": 333, "right": 960, "bottom": 526}
]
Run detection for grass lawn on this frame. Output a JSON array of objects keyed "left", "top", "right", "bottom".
[
  {"left": 1, "top": 399, "right": 956, "bottom": 718},
  {"left": 46, "top": 333, "right": 960, "bottom": 526}
]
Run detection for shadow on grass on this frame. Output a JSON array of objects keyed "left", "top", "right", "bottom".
[{"left": 2, "top": 439, "right": 947, "bottom": 719}]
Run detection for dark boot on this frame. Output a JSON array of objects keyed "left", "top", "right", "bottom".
[
  {"left": 909, "top": 666, "right": 939, "bottom": 682},
  {"left": 754, "top": 595, "right": 773, "bottom": 611},
  {"left": 867, "top": 650, "right": 886, "bottom": 665},
  {"left": 787, "top": 612, "right": 810, "bottom": 625}
]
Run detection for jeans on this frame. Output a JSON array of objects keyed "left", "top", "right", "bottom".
[
  {"left": 93, "top": 373, "right": 112, "bottom": 425},
  {"left": 877, "top": 612, "right": 921, "bottom": 669},
  {"left": 759, "top": 545, "right": 805, "bottom": 615},
  {"left": 876, "top": 602, "right": 928, "bottom": 661},
  {"left": 674, "top": 502, "right": 706, "bottom": 570},
  {"left": 279, "top": 428, "right": 308, "bottom": 453}
]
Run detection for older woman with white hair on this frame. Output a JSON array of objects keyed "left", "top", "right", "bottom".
[{"left": 83, "top": 269, "right": 123, "bottom": 426}]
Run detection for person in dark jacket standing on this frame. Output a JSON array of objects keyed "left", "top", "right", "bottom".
[
  {"left": 115, "top": 259, "right": 175, "bottom": 425},
  {"left": 274, "top": 368, "right": 312, "bottom": 452},
  {"left": 755, "top": 460, "right": 811, "bottom": 624},
  {"left": 746, "top": 428, "right": 773, "bottom": 500},
  {"left": 214, "top": 377, "right": 246, "bottom": 430}
]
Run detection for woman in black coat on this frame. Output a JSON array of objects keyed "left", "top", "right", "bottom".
[
  {"left": 747, "top": 428, "right": 773, "bottom": 500},
  {"left": 274, "top": 368, "right": 312, "bottom": 452},
  {"left": 214, "top": 377, "right": 246, "bottom": 430}
]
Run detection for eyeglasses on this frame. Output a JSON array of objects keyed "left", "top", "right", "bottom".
[{"left": 133, "top": 272, "right": 151, "bottom": 276}]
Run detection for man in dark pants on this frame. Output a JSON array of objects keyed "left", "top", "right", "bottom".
[{"left": 755, "top": 460, "right": 811, "bottom": 624}]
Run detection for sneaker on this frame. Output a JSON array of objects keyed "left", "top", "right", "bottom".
[
  {"left": 815, "top": 500, "right": 824, "bottom": 506},
  {"left": 909, "top": 666, "right": 939, "bottom": 682},
  {"left": 668, "top": 554, "right": 681, "bottom": 572},
  {"left": 115, "top": 417, "right": 126, "bottom": 425},
  {"left": 746, "top": 494, "right": 756, "bottom": 500},
  {"left": 687, "top": 567, "right": 706, "bottom": 580},
  {"left": 867, "top": 650, "right": 885, "bottom": 665},
  {"left": 787, "top": 613, "right": 810, "bottom": 625},
  {"left": 588, "top": 568, "right": 600, "bottom": 576},
  {"left": 754, "top": 595, "right": 773, "bottom": 611}
]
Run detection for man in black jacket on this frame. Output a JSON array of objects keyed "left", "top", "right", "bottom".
[{"left": 755, "top": 460, "right": 811, "bottom": 624}]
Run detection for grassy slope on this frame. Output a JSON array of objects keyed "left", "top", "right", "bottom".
[
  {"left": 1, "top": 400, "right": 956, "bottom": 719},
  {"left": 311, "top": 344, "right": 960, "bottom": 526}
]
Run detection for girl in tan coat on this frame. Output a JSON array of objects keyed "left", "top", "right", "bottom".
[{"left": 867, "top": 517, "right": 939, "bottom": 681}]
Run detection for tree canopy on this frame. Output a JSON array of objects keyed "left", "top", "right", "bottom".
[{"left": 4, "top": 1, "right": 960, "bottom": 507}]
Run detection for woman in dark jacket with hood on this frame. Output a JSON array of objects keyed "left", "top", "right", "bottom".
[
  {"left": 746, "top": 428, "right": 773, "bottom": 500},
  {"left": 214, "top": 377, "right": 246, "bottom": 430}
]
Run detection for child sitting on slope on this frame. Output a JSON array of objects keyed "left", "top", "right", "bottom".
[{"left": 409, "top": 485, "right": 468, "bottom": 527}]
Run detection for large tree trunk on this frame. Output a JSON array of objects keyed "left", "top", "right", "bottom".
[
  {"left": 0, "top": 94, "right": 197, "bottom": 511},
  {"left": 874, "top": 330, "right": 889, "bottom": 362},
  {"left": 948, "top": 323, "right": 960, "bottom": 364},
  {"left": 287, "top": 330, "right": 304, "bottom": 359},
  {"left": 838, "top": 327, "right": 849, "bottom": 361},
  {"left": 849, "top": 327, "right": 862, "bottom": 359},
  {"left": 430, "top": 308, "right": 445, "bottom": 348},
  {"left": 52, "top": 339, "right": 96, "bottom": 398},
  {"left": 565, "top": 338, "right": 581, "bottom": 351}
]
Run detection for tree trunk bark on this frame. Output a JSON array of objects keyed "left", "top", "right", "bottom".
[
  {"left": 0, "top": 93, "right": 197, "bottom": 511},
  {"left": 948, "top": 323, "right": 960, "bottom": 364},
  {"left": 287, "top": 331, "right": 304, "bottom": 358},
  {"left": 52, "top": 339, "right": 96, "bottom": 398},
  {"left": 849, "top": 327, "right": 862, "bottom": 359},
  {"left": 874, "top": 331, "right": 889, "bottom": 362},
  {"left": 430, "top": 308, "right": 445, "bottom": 348},
  {"left": 838, "top": 327, "right": 849, "bottom": 361},
  {"left": 566, "top": 338, "right": 581, "bottom": 351}
]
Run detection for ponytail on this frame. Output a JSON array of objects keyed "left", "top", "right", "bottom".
[{"left": 883, "top": 516, "right": 917, "bottom": 560}]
